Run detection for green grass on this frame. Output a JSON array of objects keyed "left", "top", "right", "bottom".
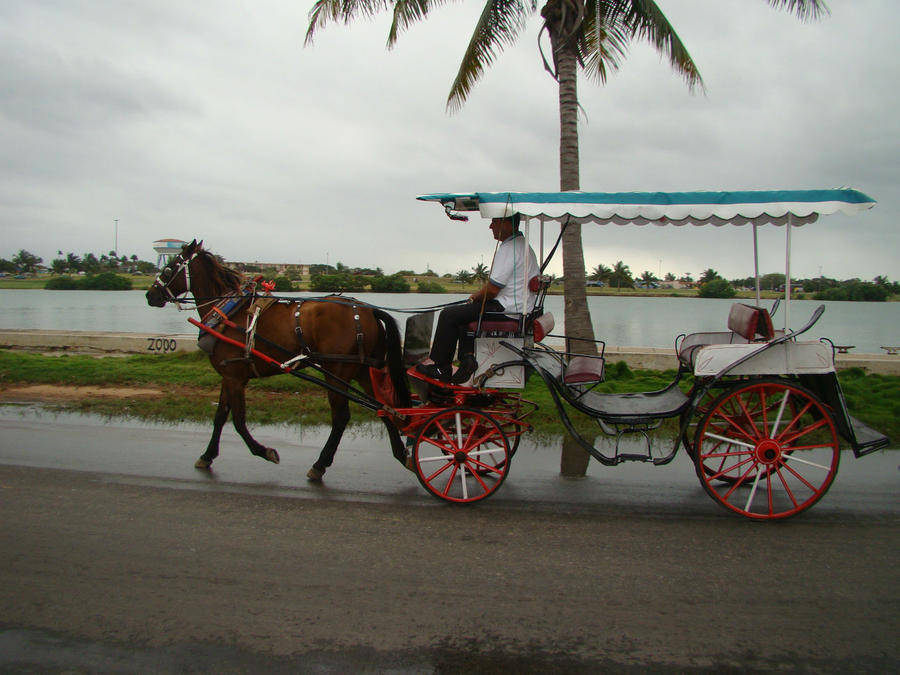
[{"left": 0, "top": 350, "right": 896, "bottom": 444}]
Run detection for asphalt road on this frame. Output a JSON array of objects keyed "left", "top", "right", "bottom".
[{"left": 0, "top": 407, "right": 898, "bottom": 673}]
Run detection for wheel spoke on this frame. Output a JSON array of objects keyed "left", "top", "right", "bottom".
[
  {"left": 771, "top": 389, "right": 790, "bottom": 437},
  {"left": 704, "top": 433, "right": 756, "bottom": 450},
  {"left": 781, "top": 452, "right": 834, "bottom": 471},
  {"left": 743, "top": 465, "right": 766, "bottom": 514}
]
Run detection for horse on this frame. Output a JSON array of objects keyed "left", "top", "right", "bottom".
[{"left": 145, "top": 240, "right": 411, "bottom": 480}]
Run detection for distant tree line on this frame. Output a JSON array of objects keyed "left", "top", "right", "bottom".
[
  {"left": 3, "top": 248, "right": 896, "bottom": 301},
  {"left": 0, "top": 249, "right": 158, "bottom": 275},
  {"left": 587, "top": 261, "right": 897, "bottom": 301}
]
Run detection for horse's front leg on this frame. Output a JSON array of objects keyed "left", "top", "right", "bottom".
[
  {"left": 196, "top": 382, "right": 230, "bottom": 469},
  {"left": 307, "top": 389, "right": 350, "bottom": 481},
  {"left": 226, "top": 376, "right": 280, "bottom": 464}
]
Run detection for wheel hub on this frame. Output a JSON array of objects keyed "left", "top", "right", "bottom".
[
  {"left": 754, "top": 438, "right": 782, "bottom": 465},
  {"left": 453, "top": 450, "right": 469, "bottom": 464}
]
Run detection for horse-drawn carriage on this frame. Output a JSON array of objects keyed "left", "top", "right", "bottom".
[{"left": 146, "top": 188, "right": 889, "bottom": 520}]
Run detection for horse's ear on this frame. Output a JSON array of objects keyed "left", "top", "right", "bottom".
[{"left": 197, "top": 240, "right": 203, "bottom": 252}]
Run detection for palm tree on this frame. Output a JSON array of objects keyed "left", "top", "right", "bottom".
[
  {"left": 699, "top": 268, "right": 721, "bottom": 285},
  {"left": 305, "top": 1, "right": 829, "bottom": 475},
  {"left": 609, "top": 260, "right": 633, "bottom": 290},
  {"left": 638, "top": 270, "right": 658, "bottom": 287},
  {"left": 591, "top": 263, "right": 611, "bottom": 284},
  {"left": 305, "top": 1, "right": 828, "bottom": 351},
  {"left": 472, "top": 262, "right": 490, "bottom": 283}
]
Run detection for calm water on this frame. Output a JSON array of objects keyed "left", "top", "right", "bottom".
[{"left": 0, "top": 289, "right": 896, "bottom": 354}]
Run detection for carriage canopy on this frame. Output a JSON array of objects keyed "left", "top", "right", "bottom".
[
  {"left": 418, "top": 188, "right": 876, "bottom": 323},
  {"left": 417, "top": 189, "right": 875, "bottom": 227}
]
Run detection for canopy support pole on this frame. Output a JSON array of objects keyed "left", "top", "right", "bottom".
[
  {"left": 753, "top": 223, "right": 761, "bottom": 307},
  {"left": 785, "top": 215, "right": 793, "bottom": 331}
]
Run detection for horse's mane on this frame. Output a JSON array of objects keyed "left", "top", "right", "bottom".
[{"left": 195, "top": 246, "right": 243, "bottom": 294}]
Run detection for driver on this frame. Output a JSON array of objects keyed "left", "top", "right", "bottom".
[{"left": 417, "top": 214, "right": 539, "bottom": 384}]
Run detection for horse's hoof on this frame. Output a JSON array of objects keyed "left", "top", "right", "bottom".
[
  {"left": 264, "top": 447, "right": 280, "bottom": 464},
  {"left": 195, "top": 458, "right": 212, "bottom": 470},
  {"left": 307, "top": 467, "right": 324, "bottom": 482}
]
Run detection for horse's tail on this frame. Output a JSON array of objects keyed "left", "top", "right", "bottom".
[{"left": 373, "top": 307, "right": 411, "bottom": 408}]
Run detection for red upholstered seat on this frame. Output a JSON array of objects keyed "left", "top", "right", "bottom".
[
  {"left": 563, "top": 355, "right": 605, "bottom": 384},
  {"left": 474, "top": 318, "right": 521, "bottom": 333},
  {"left": 466, "top": 276, "right": 554, "bottom": 341},
  {"left": 727, "top": 303, "right": 775, "bottom": 341}
]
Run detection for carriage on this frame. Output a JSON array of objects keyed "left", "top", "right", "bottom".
[
  {"left": 402, "top": 189, "right": 889, "bottom": 519},
  {"left": 146, "top": 188, "right": 890, "bottom": 520}
]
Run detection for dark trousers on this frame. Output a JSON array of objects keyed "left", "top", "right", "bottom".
[{"left": 430, "top": 299, "right": 503, "bottom": 367}]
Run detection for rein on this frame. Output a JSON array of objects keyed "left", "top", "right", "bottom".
[{"left": 168, "top": 292, "right": 467, "bottom": 315}]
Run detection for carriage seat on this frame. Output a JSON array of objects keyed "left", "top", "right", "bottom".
[
  {"left": 677, "top": 303, "right": 775, "bottom": 368},
  {"left": 563, "top": 355, "right": 606, "bottom": 384},
  {"left": 469, "top": 311, "right": 555, "bottom": 343},
  {"left": 466, "top": 276, "right": 554, "bottom": 342},
  {"left": 728, "top": 303, "right": 775, "bottom": 342}
]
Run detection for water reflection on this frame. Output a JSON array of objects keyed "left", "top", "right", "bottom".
[{"left": 1, "top": 289, "right": 897, "bottom": 353}]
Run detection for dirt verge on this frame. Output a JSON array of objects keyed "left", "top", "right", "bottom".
[{"left": 0, "top": 385, "right": 164, "bottom": 401}]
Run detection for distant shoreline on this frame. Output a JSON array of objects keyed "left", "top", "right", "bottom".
[{"left": 1, "top": 275, "right": 896, "bottom": 302}]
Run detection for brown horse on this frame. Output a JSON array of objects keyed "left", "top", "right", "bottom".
[{"left": 145, "top": 240, "right": 410, "bottom": 479}]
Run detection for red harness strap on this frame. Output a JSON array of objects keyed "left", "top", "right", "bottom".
[{"left": 189, "top": 317, "right": 289, "bottom": 371}]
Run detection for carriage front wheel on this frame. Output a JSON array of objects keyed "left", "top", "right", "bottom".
[
  {"left": 413, "top": 407, "right": 511, "bottom": 503},
  {"left": 693, "top": 379, "right": 840, "bottom": 520}
]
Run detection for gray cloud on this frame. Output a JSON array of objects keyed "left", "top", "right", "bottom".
[{"left": 1, "top": 0, "right": 897, "bottom": 283}]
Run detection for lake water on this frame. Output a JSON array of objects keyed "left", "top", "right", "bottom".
[{"left": 0, "top": 289, "right": 897, "bottom": 354}]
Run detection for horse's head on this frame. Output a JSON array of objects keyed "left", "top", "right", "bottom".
[{"left": 145, "top": 239, "right": 202, "bottom": 307}]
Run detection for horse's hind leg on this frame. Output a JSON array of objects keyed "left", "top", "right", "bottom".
[
  {"left": 226, "top": 376, "right": 280, "bottom": 464},
  {"left": 196, "top": 383, "right": 231, "bottom": 469},
  {"left": 307, "top": 390, "right": 350, "bottom": 481}
]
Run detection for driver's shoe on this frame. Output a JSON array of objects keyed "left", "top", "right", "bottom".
[
  {"left": 452, "top": 354, "right": 478, "bottom": 385},
  {"left": 416, "top": 362, "right": 451, "bottom": 383}
]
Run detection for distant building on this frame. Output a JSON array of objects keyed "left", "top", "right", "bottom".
[
  {"left": 152, "top": 239, "right": 187, "bottom": 268},
  {"left": 227, "top": 261, "right": 311, "bottom": 277}
]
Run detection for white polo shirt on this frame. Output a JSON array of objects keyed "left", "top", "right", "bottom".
[{"left": 489, "top": 231, "right": 539, "bottom": 314}]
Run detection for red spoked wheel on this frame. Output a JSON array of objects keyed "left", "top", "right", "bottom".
[
  {"left": 693, "top": 379, "right": 840, "bottom": 520},
  {"left": 413, "top": 407, "right": 510, "bottom": 503},
  {"left": 693, "top": 384, "right": 801, "bottom": 486}
]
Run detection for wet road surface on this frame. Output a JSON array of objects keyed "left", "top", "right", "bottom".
[{"left": 1, "top": 407, "right": 898, "bottom": 672}]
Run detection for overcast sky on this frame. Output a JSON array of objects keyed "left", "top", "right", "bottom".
[{"left": 2, "top": 0, "right": 897, "bottom": 282}]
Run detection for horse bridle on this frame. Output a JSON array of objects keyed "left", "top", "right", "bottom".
[{"left": 151, "top": 251, "right": 197, "bottom": 308}]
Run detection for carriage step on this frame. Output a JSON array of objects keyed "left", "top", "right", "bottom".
[{"left": 615, "top": 452, "right": 655, "bottom": 463}]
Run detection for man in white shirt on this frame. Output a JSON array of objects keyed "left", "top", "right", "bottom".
[{"left": 417, "top": 215, "right": 539, "bottom": 384}]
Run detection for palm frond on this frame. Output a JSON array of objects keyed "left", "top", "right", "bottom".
[
  {"left": 305, "top": 0, "right": 393, "bottom": 46},
  {"left": 765, "top": 0, "right": 830, "bottom": 21},
  {"left": 579, "top": 2, "right": 631, "bottom": 84},
  {"left": 622, "top": 0, "right": 703, "bottom": 91},
  {"left": 388, "top": 0, "right": 451, "bottom": 47},
  {"left": 447, "top": 1, "right": 538, "bottom": 112}
]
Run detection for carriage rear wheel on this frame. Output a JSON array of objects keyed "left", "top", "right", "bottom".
[
  {"left": 413, "top": 407, "right": 510, "bottom": 503},
  {"left": 689, "top": 382, "right": 801, "bottom": 486},
  {"left": 693, "top": 379, "right": 840, "bottom": 520}
]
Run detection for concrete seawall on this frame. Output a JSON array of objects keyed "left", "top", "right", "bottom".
[{"left": 2, "top": 328, "right": 898, "bottom": 375}]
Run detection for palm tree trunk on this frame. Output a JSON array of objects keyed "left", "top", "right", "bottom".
[
  {"left": 556, "top": 40, "right": 596, "bottom": 354},
  {"left": 555, "top": 36, "right": 592, "bottom": 477}
]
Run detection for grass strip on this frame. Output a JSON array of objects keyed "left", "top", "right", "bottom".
[{"left": 0, "top": 350, "right": 896, "bottom": 443}]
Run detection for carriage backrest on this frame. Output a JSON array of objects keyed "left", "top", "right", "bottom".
[{"left": 727, "top": 303, "right": 775, "bottom": 342}]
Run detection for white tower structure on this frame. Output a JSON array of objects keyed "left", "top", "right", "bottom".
[{"left": 153, "top": 239, "right": 187, "bottom": 268}]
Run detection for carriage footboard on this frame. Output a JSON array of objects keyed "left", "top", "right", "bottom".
[
  {"left": 499, "top": 341, "right": 690, "bottom": 466},
  {"left": 847, "top": 415, "right": 890, "bottom": 457},
  {"left": 572, "top": 386, "right": 689, "bottom": 424}
]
